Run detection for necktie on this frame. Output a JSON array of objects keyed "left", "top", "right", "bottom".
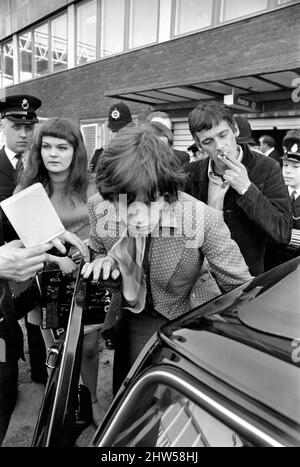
[
  {"left": 15, "top": 154, "right": 24, "bottom": 181},
  {"left": 290, "top": 190, "right": 297, "bottom": 204}
]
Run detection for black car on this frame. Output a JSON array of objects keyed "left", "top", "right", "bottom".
[{"left": 33, "top": 258, "right": 300, "bottom": 447}]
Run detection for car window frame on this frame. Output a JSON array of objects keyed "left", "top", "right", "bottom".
[{"left": 92, "top": 365, "right": 283, "bottom": 447}]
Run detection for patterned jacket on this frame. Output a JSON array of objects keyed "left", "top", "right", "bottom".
[{"left": 87, "top": 191, "right": 252, "bottom": 331}]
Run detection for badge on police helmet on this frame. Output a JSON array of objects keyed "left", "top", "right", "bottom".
[
  {"left": 111, "top": 108, "right": 120, "bottom": 120},
  {"left": 291, "top": 143, "right": 299, "bottom": 153},
  {"left": 22, "top": 98, "right": 29, "bottom": 110}
]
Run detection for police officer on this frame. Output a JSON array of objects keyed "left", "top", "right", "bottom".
[
  {"left": 0, "top": 94, "right": 41, "bottom": 202},
  {"left": 89, "top": 102, "right": 134, "bottom": 173},
  {"left": 0, "top": 95, "right": 49, "bottom": 384},
  {"left": 282, "top": 130, "right": 300, "bottom": 254}
]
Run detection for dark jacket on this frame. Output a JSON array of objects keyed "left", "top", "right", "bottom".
[
  {"left": 174, "top": 149, "right": 190, "bottom": 167},
  {"left": 184, "top": 144, "right": 292, "bottom": 276},
  {"left": 268, "top": 148, "right": 282, "bottom": 167},
  {"left": 0, "top": 147, "right": 19, "bottom": 242},
  {"left": 89, "top": 147, "right": 104, "bottom": 173},
  {"left": 0, "top": 146, "right": 16, "bottom": 202},
  {"left": 0, "top": 281, "right": 24, "bottom": 362},
  {"left": 0, "top": 147, "right": 28, "bottom": 362},
  {"left": 0, "top": 212, "right": 24, "bottom": 361}
]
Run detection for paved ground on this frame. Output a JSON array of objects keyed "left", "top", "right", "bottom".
[{"left": 3, "top": 321, "right": 114, "bottom": 447}]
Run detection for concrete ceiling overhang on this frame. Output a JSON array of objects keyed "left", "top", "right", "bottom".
[{"left": 105, "top": 69, "right": 300, "bottom": 111}]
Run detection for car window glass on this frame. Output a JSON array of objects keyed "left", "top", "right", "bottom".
[{"left": 109, "top": 383, "right": 251, "bottom": 447}]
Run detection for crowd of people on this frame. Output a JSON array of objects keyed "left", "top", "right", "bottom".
[{"left": 0, "top": 94, "right": 299, "bottom": 445}]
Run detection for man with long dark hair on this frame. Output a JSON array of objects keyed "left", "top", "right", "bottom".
[{"left": 82, "top": 125, "right": 251, "bottom": 393}]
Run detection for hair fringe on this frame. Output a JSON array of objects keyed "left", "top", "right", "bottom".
[
  {"left": 96, "top": 126, "right": 186, "bottom": 203},
  {"left": 18, "top": 117, "right": 88, "bottom": 201}
]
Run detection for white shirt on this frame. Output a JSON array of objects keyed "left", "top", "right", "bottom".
[
  {"left": 4, "top": 146, "right": 22, "bottom": 169},
  {"left": 265, "top": 148, "right": 274, "bottom": 157},
  {"left": 288, "top": 186, "right": 300, "bottom": 201},
  {"left": 207, "top": 146, "right": 243, "bottom": 211}
]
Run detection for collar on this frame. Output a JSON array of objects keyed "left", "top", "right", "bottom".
[
  {"left": 288, "top": 186, "right": 300, "bottom": 200},
  {"left": 4, "top": 145, "right": 19, "bottom": 165},
  {"left": 265, "top": 147, "right": 274, "bottom": 157},
  {"left": 208, "top": 145, "right": 243, "bottom": 184}
]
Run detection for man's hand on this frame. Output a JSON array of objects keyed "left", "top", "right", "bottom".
[
  {"left": 81, "top": 256, "right": 120, "bottom": 282},
  {"left": 71, "top": 239, "right": 89, "bottom": 264},
  {"left": 51, "top": 231, "right": 90, "bottom": 262},
  {"left": 0, "top": 240, "right": 51, "bottom": 282},
  {"left": 46, "top": 254, "right": 78, "bottom": 276},
  {"left": 217, "top": 153, "right": 251, "bottom": 195}
]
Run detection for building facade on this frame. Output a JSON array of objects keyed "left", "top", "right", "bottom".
[{"left": 1, "top": 0, "right": 299, "bottom": 158}]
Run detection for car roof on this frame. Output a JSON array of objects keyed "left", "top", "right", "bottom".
[
  {"left": 159, "top": 258, "right": 300, "bottom": 424},
  {"left": 238, "top": 264, "right": 300, "bottom": 339}
]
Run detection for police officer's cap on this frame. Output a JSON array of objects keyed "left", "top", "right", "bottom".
[
  {"left": 0, "top": 94, "right": 41, "bottom": 124},
  {"left": 282, "top": 133, "right": 300, "bottom": 163},
  {"left": 107, "top": 102, "right": 132, "bottom": 132}
]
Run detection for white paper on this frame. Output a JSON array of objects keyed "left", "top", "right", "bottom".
[{"left": 0, "top": 183, "right": 65, "bottom": 247}]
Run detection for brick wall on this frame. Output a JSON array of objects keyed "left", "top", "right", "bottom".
[{"left": 3, "top": 4, "right": 300, "bottom": 121}]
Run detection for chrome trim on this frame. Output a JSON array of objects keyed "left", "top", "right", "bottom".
[
  {"left": 96, "top": 369, "right": 283, "bottom": 447},
  {"left": 46, "top": 346, "right": 59, "bottom": 369}
]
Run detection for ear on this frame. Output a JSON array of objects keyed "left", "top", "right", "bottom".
[{"left": 233, "top": 122, "right": 239, "bottom": 137}]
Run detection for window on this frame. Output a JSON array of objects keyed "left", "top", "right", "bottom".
[
  {"left": 100, "top": 0, "right": 125, "bottom": 57},
  {"left": 129, "top": 0, "right": 159, "bottom": 49},
  {"left": 174, "top": 0, "right": 213, "bottom": 35},
  {"left": 220, "top": 0, "right": 268, "bottom": 22},
  {"left": 81, "top": 124, "right": 98, "bottom": 162},
  {"left": 106, "top": 382, "right": 250, "bottom": 447},
  {"left": 51, "top": 14, "right": 68, "bottom": 73},
  {"left": 76, "top": 0, "right": 97, "bottom": 65},
  {"left": 34, "top": 23, "right": 49, "bottom": 77},
  {"left": 158, "top": 0, "right": 172, "bottom": 42},
  {"left": 0, "top": 45, "right": 2, "bottom": 89},
  {"left": 0, "top": 0, "right": 296, "bottom": 87},
  {"left": 19, "top": 31, "right": 33, "bottom": 82},
  {"left": 3, "top": 40, "right": 14, "bottom": 87}
]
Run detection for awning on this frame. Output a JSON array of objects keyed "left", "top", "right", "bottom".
[{"left": 105, "top": 69, "right": 300, "bottom": 110}]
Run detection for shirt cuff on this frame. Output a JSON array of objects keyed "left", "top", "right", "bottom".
[{"left": 289, "top": 229, "right": 300, "bottom": 249}]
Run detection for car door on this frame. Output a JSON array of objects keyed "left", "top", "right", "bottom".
[{"left": 32, "top": 264, "right": 92, "bottom": 447}]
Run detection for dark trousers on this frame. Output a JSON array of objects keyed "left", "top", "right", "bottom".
[
  {"left": 113, "top": 311, "right": 168, "bottom": 395},
  {"left": 24, "top": 316, "right": 48, "bottom": 384},
  {"left": 0, "top": 360, "right": 18, "bottom": 446}
]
